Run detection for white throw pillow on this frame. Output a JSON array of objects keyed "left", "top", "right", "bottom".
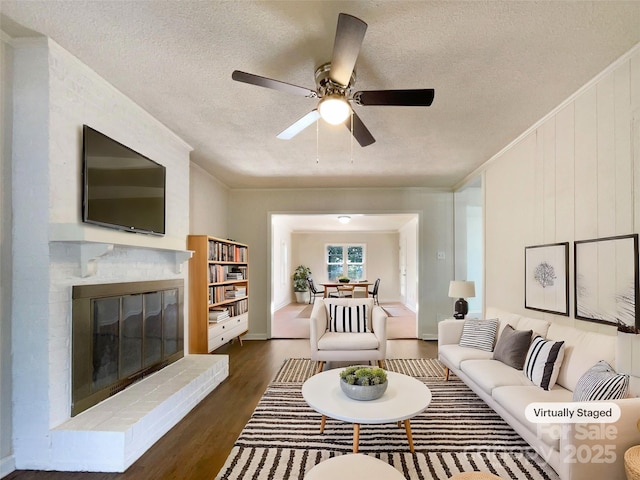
[
  {"left": 458, "top": 318, "right": 498, "bottom": 352},
  {"left": 573, "top": 360, "right": 629, "bottom": 401},
  {"left": 327, "top": 304, "right": 369, "bottom": 333},
  {"left": 523, "top": 336, "right": 565, "bottom": 390}
]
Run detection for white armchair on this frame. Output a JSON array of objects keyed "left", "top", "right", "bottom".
[{"left": 309, "top": 298, "right": 387, "bottom": 373}]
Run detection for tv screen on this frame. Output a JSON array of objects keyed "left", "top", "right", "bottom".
[{"left": 82, "top": 125, "right": 166, "bottom": 236}]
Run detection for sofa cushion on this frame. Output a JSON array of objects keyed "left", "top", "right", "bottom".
[
  {"left": 573, "top": 360, "right": 629, "bottom": 401},
  {"left": 324, "top": 298, "right": 375, "bottom": 331},
  {"left": 546, "top": 323, "right": 616, "bottom": 392},
  {"left": 317, "top": 331, "right": 379, "bottom": 351},
  {"left": 486, "top": 307, "right": 522, "bottom": 335},
  {"left": 459, "top": 318, "right": 498, "bottom": 351},
  {"left": 492, "top": 385, "right": 573, "bottom": 450},
  {"left": 514, "top": 315, "right": 550, "bottom": 338},
  {"left": 439, "top": 344, "right": 493, "bottom": 369},
  {"left": 327, "top": 304, "right": 369, "bottom": 332},
  {"left": 492, "top": 324, "right": 533, "bottom": 369},
  {"left": 523, "top": 336, "right": 565, "bottom": 390},
  {"left": 459, "top": 359, "right": 533, "bottom": 394}
]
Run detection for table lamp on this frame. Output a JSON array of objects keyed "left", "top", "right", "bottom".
[{"left": 448, "top": 281, "right": 475, "bottom": 319}]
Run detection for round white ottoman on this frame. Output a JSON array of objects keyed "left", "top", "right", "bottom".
[{"left": 305, "top": 454, "right": 404, "bottom": 479}]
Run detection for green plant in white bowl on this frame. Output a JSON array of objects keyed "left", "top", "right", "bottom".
[
  {"left": 339, "top": 366, "right": 388, "bottom": 400},
  {"left": 340, "top": 366, "right": 387, "bottom": 385}
]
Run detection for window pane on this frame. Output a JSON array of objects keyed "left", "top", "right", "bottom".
[
  {"left": 327, "top": 245, "right": 343, "bottom": 264},
  {"left": 347, "top": 265, "right": 363, "bottom": 279},
  {"left": 327, "top": 264, "right": 343, "bottom": 281},
  {"left": 347, "top": 246, "right": 363, "bottom": 263}
]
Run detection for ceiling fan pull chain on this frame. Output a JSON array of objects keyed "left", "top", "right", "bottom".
[{"left": 316, "top": 115, "right": 320, "bottom": 164}]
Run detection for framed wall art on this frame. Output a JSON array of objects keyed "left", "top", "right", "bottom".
[
  {"left": 524, "top": 242, "right": 569, "bottom": 316},
  {"left": 574, "top": 233, "right": 639, "bottom": 329}
]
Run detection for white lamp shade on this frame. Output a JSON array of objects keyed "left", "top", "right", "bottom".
[
  {"left": 448, "top": 280, "right": 475, "bottom": 299},
  {"left": 318, "top": 95, "right": 351, "bottom": 125}
]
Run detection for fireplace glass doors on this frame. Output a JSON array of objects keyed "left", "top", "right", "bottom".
[{"left": 72, "top": 280, "right": 184, "bottom": 416}]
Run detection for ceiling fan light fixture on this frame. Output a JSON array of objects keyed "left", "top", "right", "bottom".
[{"left": 318, "top": 94, "right": 351, "bottom": 125}]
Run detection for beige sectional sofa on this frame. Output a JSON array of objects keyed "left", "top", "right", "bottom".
[{"left": 438, "top": 307, "right": 640, "bottom": 480}]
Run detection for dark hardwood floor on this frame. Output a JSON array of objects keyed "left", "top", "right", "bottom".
[{"left": 6, "top": 339, "right": 437, "bottom": 480}]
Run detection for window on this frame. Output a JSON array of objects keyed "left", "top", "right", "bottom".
[{"left": 326, "top": 244, "right": 366, "bottom": 281}]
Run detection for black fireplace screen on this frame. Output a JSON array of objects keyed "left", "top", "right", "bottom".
[{"left": 72, "top": 280, "right": 184, "bottom": 416}]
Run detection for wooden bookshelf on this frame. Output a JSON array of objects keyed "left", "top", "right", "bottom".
[{"left": 187, "top": 235, "right": 249, "bottom": 353}]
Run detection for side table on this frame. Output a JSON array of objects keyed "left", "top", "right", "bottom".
[
  {"left": 449, "top": 473, "right": 503, "bottom": 480},
  {"left": 626, "top": 445, "right": 640, "bottom": 480}
]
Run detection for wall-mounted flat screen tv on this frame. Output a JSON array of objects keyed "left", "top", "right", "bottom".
[{"left": 82, "top": 125, "right": 166, "bottom": 236}]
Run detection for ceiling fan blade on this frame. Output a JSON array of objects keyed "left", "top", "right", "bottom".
[
  {"left": 329, "top": 13, "right": 367, "bottom": 87},
  {"left": 345, "top": 110, "right": 375, "bottom": 147},
  {"left": 276, "top": 110, "right": 321, "bottom": 140},
  {"left": 353, "top": 89, "right": 435, "bottom": 106},
  {"left": 232, "top": 70, "right": 317, "bottom": 98}
]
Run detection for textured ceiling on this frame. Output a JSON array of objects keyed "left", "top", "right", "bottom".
[{"left": 2, "top": 1, "right": 640, "bottom": 190}]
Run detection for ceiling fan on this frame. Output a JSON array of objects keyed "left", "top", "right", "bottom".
[{"left": 231, "top": 13, "right": 435, "bottom": 147}]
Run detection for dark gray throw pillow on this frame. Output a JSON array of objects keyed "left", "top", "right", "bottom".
[{"left": 492, "top": 324, "right": 533, "bottom": 370}]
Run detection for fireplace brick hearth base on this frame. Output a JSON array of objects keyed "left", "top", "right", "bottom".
[{"left": 50, "top": 354, "right": 228, "bottom": 472}]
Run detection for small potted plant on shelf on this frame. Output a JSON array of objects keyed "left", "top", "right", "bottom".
[
  {"left": 292, "top": 265, "right": 312, "bottom": 303},
  {"left": 339, "top": 365, "right": 388, "bottom": 401}
]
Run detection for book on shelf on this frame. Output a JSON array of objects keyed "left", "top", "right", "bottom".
[
  {"left": 208, "top": 240, "right": 249, "bottom": 263},
  {"left": 208, "top": 307, "right": 229, "bottom": 323},
  {"left": 224, "top": 286, "right": 246, "bottom": 299},
  {"left": 209, "top": 265, "right": 247, "bottom": 283},
  {"left": 227, "top": 298, "right": 248, "bottom": 317}
]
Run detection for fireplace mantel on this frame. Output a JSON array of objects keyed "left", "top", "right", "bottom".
[{"left": 50, "top": 224, "right": 193, "bottom": 276}]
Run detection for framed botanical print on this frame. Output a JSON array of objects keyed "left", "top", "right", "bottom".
[{"left": 525, "top": 242, "right": 569, "bottom": 316}]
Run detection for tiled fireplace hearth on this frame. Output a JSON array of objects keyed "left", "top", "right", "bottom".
[
  {"left": 53, "top": 354, "right": 227, "bottom": 472},
  {"left": 48, "top": 278, "right": 228, "bottom": 472},
  {"left": 12, "top": 240, "right": 228, "bottom": 473}
]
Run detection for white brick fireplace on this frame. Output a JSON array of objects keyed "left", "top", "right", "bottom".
[{"left": 9, "top": 37, "right": 225, "bottom": 472}]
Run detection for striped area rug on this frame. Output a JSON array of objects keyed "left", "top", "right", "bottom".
[
  {"left": 215, "top": 359, "right": 559, "bottom": 480},
  {"left": 272, "top": 358, "right": 447, "bottom": 382}
]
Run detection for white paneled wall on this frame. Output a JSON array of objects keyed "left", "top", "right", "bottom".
[{"left": 485, "top": 43, "right": 640, "bottom": 332}]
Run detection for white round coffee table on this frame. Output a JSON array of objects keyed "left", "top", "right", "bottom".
[
  {"left": 302, "top": 369, "right": 432, "bottom": 453},
  {"left": 305, "top": 454, "right": 405, "bottom": 479}
]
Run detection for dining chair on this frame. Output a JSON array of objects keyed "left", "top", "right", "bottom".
[
  {"left": 368, "top": 278, "right": 380, "bottom": 305},
  {"left": 307, "top": 277, "right": 325, "bottom": 304},
  {"left": 328, "top": 284, "right": 353, "bottom": 298}
]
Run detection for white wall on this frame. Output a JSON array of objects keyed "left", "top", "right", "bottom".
[
  {"left": 399, "top": 217, "right": 418, "bottom": 311},
  {"left": 189, "top": 162, "right": 229, "bottom": 236},
  {"left": 271, "top": 218, "right": 293, "bottom": 310},
  {"left": 0, "top": 32, "right": 15, "bottom": 478},
  {"left": 10, "top": 37, "right": 191, "bottom": 470},
  {"left": 484, "top": 43, "right": 640, "bottom": 333},
  {"left": 291, "top": 231, "right": 400, "bottom": 302},
  {"left": 228, "top": 188, "right": 454, "bottom": 341},
  {"left": 454, "top": 184, "right": 483, "bottom": 316}
]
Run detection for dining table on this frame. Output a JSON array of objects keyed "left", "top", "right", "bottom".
[{"left": 319, "top": 281, "right": 373, "bottom": 298}]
